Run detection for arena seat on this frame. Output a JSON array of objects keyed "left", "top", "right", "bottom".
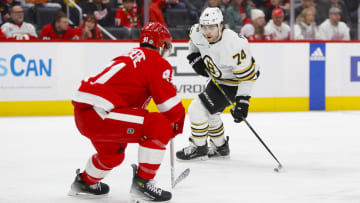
[
  {"left": 35, "top": 7, "right": 61, "bottom": 30},
  {"left": 164, "top": 9, "right": 191, "bottom": 28}
]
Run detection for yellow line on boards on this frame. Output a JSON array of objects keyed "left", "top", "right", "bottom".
[{"left": 1, "top": 97, "right": 359, "bottom": 116}]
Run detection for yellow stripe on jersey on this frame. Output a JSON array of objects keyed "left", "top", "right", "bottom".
[
  {"left": 237, "top": 69, "right": 256, "bottom": 81},
  {"left": 232, "top": 59, "right": 253, "bottom": 74},
  {"left": 234, "top": 66, "right": 256, "bottom": 81},
  {"left": 219, "top": 78, "right": 241, "bottom": 84}
]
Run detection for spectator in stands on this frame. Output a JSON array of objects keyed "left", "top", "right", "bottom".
[
  {"left": 294, "top": 0, "right": 314, "bottom": 19},
  {"left": 40, "top": 11, "right": 74, "bottom": 40},
  {"left": 115, "top": 0, "right": 140, "bottom": 28},
  {"left": 1, "top": 5, "right": 37, "bottom": 39},
  {"left": 294, "top": 7, "right": 319, "bottom": 40},
  {"left": 329, "top": 0, "right": 350, "bottom": 25},
  {"left": 240, "top": 8, "right": 267, "bottom": 40},
  {"left": 315, "top": 0, "right": 350, "bottom": 26},
  {"left": 82, "top": 0, "right": 112, "bottom": 26},
  {"left": 1, "top": 0, "right": 21, "bottom": 25},
  {"left": 263, "top": 0, "right": 289, "bottom": 23},
  {"left": 73, "top": 14, "right": 102, "bottom": 40},
  {"left": 225, "top": 0, "right": 252, "bottom": 33},
  {"left": 264, "top": 8, "right": 290, "bottom": 40},
  {"left": 318, "top": 7, "right": 350, "bottom": 40},
  {"left": 0, "top": 0, "right": 10, "bottom": 25},
  {"left": 136, "top": 0, "right": 167, "bottom": 26}
]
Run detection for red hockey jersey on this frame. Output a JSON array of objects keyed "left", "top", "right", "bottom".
[
  {"left": 73, "top": 47, "right": 184, "bottom": 124},
  {"left": 114, "top": 7, "right": 140, "bottom": 28},
  {"left": 40, "top": 24, "right": 74, "bottom": 40}
]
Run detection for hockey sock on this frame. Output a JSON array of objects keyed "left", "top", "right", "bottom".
[
  {"left": 81, "top": 154, "right": 112, "bottom": 185},
  {"left": 190, "top": 121, "right": 209, "bottom": 146},
  {"left": 138, "top": 139, "right": 166, "bottom": 180},
  {"left": 208, "top": 122, "right": 225, "bottom": 147}
]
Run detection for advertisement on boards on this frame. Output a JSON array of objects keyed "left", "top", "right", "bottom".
[{"left": 0, "top": 43, "right": 55, "bottom": 101}]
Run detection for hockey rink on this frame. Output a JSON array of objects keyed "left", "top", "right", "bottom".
[{"left": 1, "top": 111, "right": 360, "bottom": 203}]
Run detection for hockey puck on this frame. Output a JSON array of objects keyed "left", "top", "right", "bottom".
[{"left": 274, "top": 164, "right": 283, "bottom": 172}]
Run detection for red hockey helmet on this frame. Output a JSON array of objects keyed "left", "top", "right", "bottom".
[{"left": 140, "top": 22, "right": 172, "bottom": 50}]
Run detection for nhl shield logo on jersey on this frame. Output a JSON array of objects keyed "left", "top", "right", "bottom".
[
  {"left": 203, "top": 55, "right": 221, "bottom": 78},
  {"left": 127, "top": 128, "right": 135, "bottom": 134}
]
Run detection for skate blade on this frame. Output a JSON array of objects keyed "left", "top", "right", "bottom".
[
  {"left": 128, "top": 196, "right": 170, "bottom": 203},
  {"left": 68, "top": 190, "right": 108, "bottom": 199},
  {"left": 208, "top": 155, "right": 230, "bottom": 160},
  {"left": 176, "top": 155, "right": 209, "bottom": 162}
]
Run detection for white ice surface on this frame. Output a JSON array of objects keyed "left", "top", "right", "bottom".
[{"left": 1, "top": 111, "right": 360, "bottom": 203}]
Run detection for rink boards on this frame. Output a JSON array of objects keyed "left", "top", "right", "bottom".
[{"left": 0, "top": 41, "right": 359, "bottom": 116}]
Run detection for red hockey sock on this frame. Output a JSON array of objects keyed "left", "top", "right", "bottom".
[
  {"left": 81, "top": 171, "right": 103, "bottom": 185},
  {"left": 137, "top": 163, "right": 160, "bottom": 180},
  {"left": 81, "top": 154, "right": 113, "bottom": 185}
]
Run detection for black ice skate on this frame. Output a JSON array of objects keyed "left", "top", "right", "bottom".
[
  {"left": 129, "top": 164, "right": 172, "bottom": 203},
  {"left": 176, "top": 137, "right": 209, "bottom": 161},
  {"left": 208, "top": 136, "right": 230, "bottom": 159},
  {"left": 68, "top": 169, "right": 109, "bottom": 197}
]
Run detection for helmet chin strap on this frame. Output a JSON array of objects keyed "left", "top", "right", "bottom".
[{"left": 215, "top": 23, "right": 223, "bottom": 42}]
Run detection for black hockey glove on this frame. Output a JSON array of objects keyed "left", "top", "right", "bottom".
[
  {"left": 231, "top": 96, "right": 251, "bottom": 123},
  {"left": 187, "top": 52, "right": 208, "bottom": 77}
]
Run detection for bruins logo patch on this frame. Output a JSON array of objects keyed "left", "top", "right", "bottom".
[{"left": 203, "top": 55, "right": 221, "bottom": 78}]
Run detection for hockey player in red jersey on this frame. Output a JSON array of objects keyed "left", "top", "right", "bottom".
[{"left": 68, "top": 22, "right": 185, "bottom": 202}]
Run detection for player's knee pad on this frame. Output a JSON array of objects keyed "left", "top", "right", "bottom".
[
  {"left": 188, "top": 97, "right": 210, "bottom": 124},
  {"left": 144, "top": 112, "right": 173, "bottom": 145}
]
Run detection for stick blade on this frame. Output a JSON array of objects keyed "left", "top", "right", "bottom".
[{"left": 172, "top": 168, "right": 190, "bottom": 188}]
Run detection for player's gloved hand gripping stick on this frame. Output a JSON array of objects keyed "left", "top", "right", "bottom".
[
  {"left": 231, "top": 96, "right": 250, "bottom": 123},
  {"left": 204, "top": 68, "right": 283, "bottom": 172}
]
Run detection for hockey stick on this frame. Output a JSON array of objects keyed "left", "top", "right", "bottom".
[
  {"left": 204, "top": 69, "right": 283, "bottom": 172},
  {"left": 170, "top": 139, "right": 191, "bottom": 188}
]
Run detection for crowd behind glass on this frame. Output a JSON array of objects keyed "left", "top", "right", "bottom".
[{"left": 0, "top": 0, "right": 358, "bottom": 40}]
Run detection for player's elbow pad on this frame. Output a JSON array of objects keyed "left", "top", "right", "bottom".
[{"left": 187, "top": 52, "right": 208, "bottom": 77}]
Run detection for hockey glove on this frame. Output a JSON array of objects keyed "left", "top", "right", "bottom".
[
  {"left": 231, "top": 96, "right": 251, "bottom": 123},
  {"left": 187, "top": 52, "right": 208, "bottom": 77}
]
